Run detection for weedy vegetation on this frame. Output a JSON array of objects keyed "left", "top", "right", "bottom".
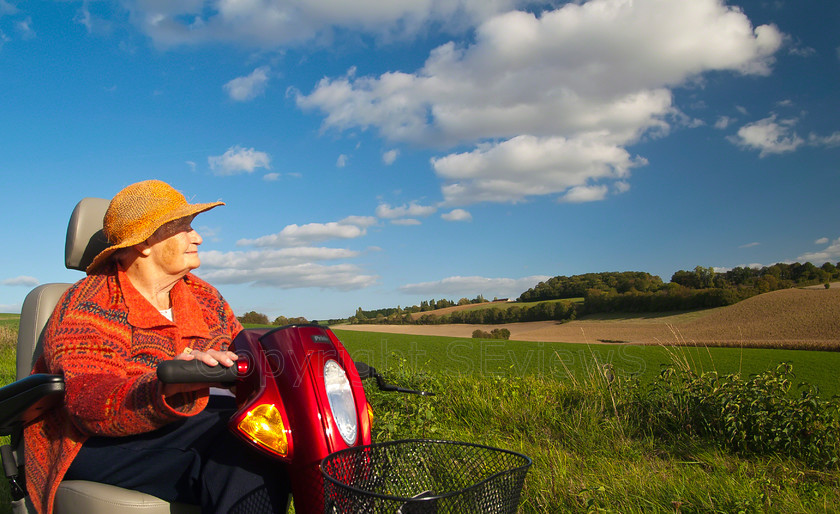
[
  {"left": 1, "top": 322, "right": 17, "bottom": 514},
  {"left": 365, "top": 354, "right": 840, "bottom": 512}
]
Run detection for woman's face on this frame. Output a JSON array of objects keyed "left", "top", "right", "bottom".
[{"left": 145, "top": 215, "right": 203, "bottom": 276}]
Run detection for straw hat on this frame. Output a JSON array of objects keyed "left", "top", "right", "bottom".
[{"left": 86, "top": 180, "right": 224, "bottom": 274}]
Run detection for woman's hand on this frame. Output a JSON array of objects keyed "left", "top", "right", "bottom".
[
  {"left": 160, "top": 349, "right": 239, "bottom": 397},
  {"left": 177, "top": 348, "right": 238, "bottom": 367}
]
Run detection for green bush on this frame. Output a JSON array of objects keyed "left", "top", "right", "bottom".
[
  {"left": 471, "top": 328, "right": 511, "bottom": 339},
  {"left": 236, "top": 310, "right": 269, "bottom": 325},
  {"left": 623, "top": 363, "right": 840, "bottom": 468}
]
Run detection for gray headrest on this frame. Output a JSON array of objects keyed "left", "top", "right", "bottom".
[{"left": 65, "top": 197, "right": 110, "bottom": 271}]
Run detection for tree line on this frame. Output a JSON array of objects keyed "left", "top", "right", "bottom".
[
  {"left": 235, "top": 262, "right": 839, "bottom": 327},
  {"left": 518, "top": 271, "right": 664, "bottom": 302},
  {"left": 237, "top": 311, "right": 310, "bottom": 326},
  {"left": 671, "top": 262, "right": 838, "bottom": 291},
  {"left": 352, "top": 295, "right": 490, "bottom": 322},
  {"left": 347, "top": 262, "right": 840, "bottom": 326}
]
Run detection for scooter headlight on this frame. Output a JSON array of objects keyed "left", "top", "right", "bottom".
[{"left": 323, "top": 359, "right": 358, "bottom": 445}]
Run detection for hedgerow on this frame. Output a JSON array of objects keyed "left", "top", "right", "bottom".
[{"left": 622, "top": 362, "right": 840, "bottom": 468}]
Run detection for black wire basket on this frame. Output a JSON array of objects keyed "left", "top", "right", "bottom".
[{"left": 321, "top": 439, "right": 532, "bottom": 513}]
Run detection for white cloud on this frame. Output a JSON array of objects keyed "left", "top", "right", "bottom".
[
  {"left": 340, "top": 215, "right": 379, "bottom": 228},
  {"left": 298, "top": 0, "right": 782, "bottom": 205},
  {"left": 559, "top": 184, "right": 609, "bottom": 203},
  {"left": 263, "top": 172, "right": 280, "bottom": 181},
  {"left": 441, "top": 208, "right": 472, "bottom": 222},
  {"left": 237, "top": 216, "right": 377, "bottom": 247},
  {"left": 208, "top": 146, "right": 271, "bottom": 175},
  {"left": 731, "top": 115, "right": 840, "bottom": 157},
  {"left": 129, "top": 0, "right": 525, "bottom": 48},
  {"left": 0, "top": 1, "right": 18, "bottom": 15},
  {"left": 391, "top": 218, "right": 421, "bottom": 226},
  {"left": 739, "top": 242, "right": 760, "bottom": 248},
  {"left": 808, "top": 132, "right": 840, "bottom": 148},
  {"left": 203, "top": 247, "right": 359, "bottom": 267},
  {"left": 224, "top": 66, "right": 270, "bottom": 102},
  {"left": 0, "top": 304, "right": 20, "bottom": 314},
  {"left": 206, "top": 213, "right": 379, "bottom": 290},
  {"left": 714, "top": 116, "right": 735, "bottom": 129},
  {"left": 730, "top": 115, "right": 804, "bottom": 156},
  {"left": 798, "top": 237, "right": 840, "bottom": 264},
  {"left": 788, "top": 43, "right": 815, "bottom": 58},
  {"left": 75, "top": 3, "right": 92, "bottom": 32},
  {"left": 200, "top": 263, "right": 377, "bottom": 290},
  {"left": 301, "top": 1, "right": 781, "bottom": 144},
  {"left": 199, "top": 249, "right": 376, "bottom": 291},
  {"left": 376, "top": 202, "right": 436, "bottom": 219},
  {"left": 2, "top": 276, "right": 39, "bottom": 287},
  {"left": 613, "top": 181, "right": 630, "bottom": 194},
  {"left": 382, "top": 149, "right": 399, "bottom": 165},
  {"left": 400, "top": 275, "right": 551, "bottom": 298},
  {"left": 336, "top": 154, "right": 348, "bottom": 167},
  {"left": 196, "top": 225, "right": 221, "bottom": 243},
  {"left": 74, "top": 3, "right": 111, "bottom": 36},
  {"left": 16, "top": 16, "right": 35, "bottom": 39},
  {"left": 238, "top": 223, "right": 362, "bottom": 247},
  {"left": 0, "top": 1, "right": 36, "bottom": 45},
  {"left": 434, "top": 135, "right": 643, "bottom": 204}
]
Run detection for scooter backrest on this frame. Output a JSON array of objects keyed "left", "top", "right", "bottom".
[
  {"left": 16, "top": 198, "right": 110, "bottom": 379},
  {"left": 65, "top": 197, "right": 110, "bottom": 271}
]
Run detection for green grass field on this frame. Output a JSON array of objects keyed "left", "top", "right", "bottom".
[
  {"left": 0, "top": 316, "right": 17, "bottom": 390},
  {"left": 235, "top": 321, "right": 840, "bottom": 398},
  {"left": 332, "top": 329, "right": 840, "bottom": 398},
  {"left": 0, "top": 315, "right": 19, "bottom": 331}
]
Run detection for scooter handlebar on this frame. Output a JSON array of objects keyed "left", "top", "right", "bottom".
[
  {"left": 354, "top": 360, "right": 373, "bottom": 379},
  {"left": 157, "top": 359, "right": 239, "bottom": 385},
  {"left": 353, "top": 360, "right": 434, "bottom": 396}
]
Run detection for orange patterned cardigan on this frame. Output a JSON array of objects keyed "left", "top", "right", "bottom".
[{"left": 24, "top": 264, "right": 242, "bottom": 514}]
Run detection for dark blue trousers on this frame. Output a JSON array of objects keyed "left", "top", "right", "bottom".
[{"left": 65, "top": 396, "right": 290, "bottom": 513}]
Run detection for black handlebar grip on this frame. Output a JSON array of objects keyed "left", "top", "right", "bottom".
[
  {"left": 354, "top": 361, "right": 373, "bottom": 379},
  {"left": 157, "top": 359, "right": 239, "bottom": 384}
]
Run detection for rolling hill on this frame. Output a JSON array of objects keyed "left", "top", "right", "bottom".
[{"left": 338, "top": 287, "right": 840, "bottom": 350}]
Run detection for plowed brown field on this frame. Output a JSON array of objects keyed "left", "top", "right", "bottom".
[{"left": 336, "top": 288, "right": 840, "bottom": 350}]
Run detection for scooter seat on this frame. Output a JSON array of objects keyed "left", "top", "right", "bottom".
[{"left": 54, "top": 481, "right": 199, "bottom": 514}]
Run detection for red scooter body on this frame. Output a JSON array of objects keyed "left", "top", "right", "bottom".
[
  {"left": 227, "top": 325, "right": 372, "bottom": 513},
  {"left": 155, "top": 325, "right": 531, "bottom": 513}
]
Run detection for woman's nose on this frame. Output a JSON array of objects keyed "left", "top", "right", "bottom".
[{"left": 190, "top": 229, "right": 203, "bottom": 245}]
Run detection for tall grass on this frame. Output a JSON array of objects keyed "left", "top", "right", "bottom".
[
  {"left": 1, "top": 324, "right": 16, "bottom": 514},
  {"left": 366, "top": 354, "right": 840, "bottom": 512},
  {"left": 0, "top": 326, "right": 16, "bottom": 386}
]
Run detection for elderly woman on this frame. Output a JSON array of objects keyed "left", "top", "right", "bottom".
[{"left": 24, "top": 180, "right": 288, "bottom": 514}]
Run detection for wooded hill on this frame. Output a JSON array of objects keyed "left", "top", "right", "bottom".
[
  {"left": 349, "top": 262, "right": 840, "bottom": 326},
  {"left": 520, "top": 263, "right": 838, "bottom": 302}
]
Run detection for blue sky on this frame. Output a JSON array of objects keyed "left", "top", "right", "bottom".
[{"left": 1, "top": 0, "right": 838, "bottom": 320}]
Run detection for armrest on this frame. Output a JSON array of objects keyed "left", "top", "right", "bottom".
[{"left": 0, "top": 374, "right": 65, "bottom": 436}]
